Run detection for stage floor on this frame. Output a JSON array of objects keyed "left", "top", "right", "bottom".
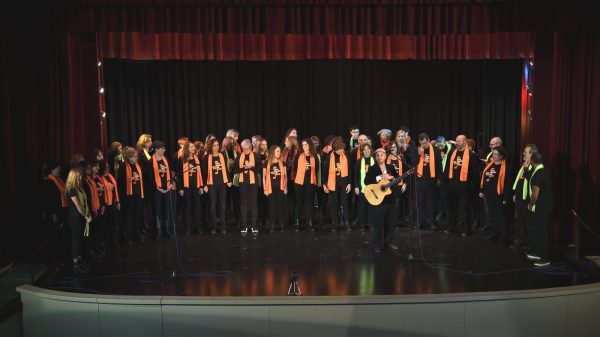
[{"left": 44, "top": 228, "right": 598, "bottom": 296}]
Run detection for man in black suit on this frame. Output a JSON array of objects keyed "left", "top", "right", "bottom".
[{"left": 365, "top": 148, "right": 400, "bottom": 253}]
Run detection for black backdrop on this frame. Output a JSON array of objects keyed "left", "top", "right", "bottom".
[{"left": 105, "top": 59, "right": 521, "bottom": 156}]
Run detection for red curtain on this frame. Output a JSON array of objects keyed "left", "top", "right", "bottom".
[
  {"left": 532, "top": 31, "right": 600, "bottom": 242},
  {"left": 99, "top": 31, "right": 534, "bottom": 60}
]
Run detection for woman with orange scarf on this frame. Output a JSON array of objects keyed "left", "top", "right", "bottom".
[
  {"left": 263, "top": 145, "right": 287, "bottom": 232},
  {"left": 178, "top": 141, "right": 204, "bottom": 235},
  {"left": 292, "top": 138, "right": 320, "bottom": 231},
  {"left": 479, "top": 146, "right": 511, "bottom": 244},
  {"left": 233, "top": 139, "right": 262, "bottom": 236},
  {"left": 150, "top": 140, "right": 174, "bottom": 239},
  {"left": 117, "top": 147, "right": 145, "bottom": 244},
  {"left": 203, "top": 138, "right": 232, "bottom": 234},
  {"left": 323, "top": 137, "right": 351, "bottom": 232}
]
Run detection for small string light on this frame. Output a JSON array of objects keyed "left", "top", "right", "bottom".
[
  {"left": 97, "top": 61, "right": 102, "bottom": 67},
  {"left": 101, "top": 111, "right": 106, "bottom": 118},
  {"left": 99, "top": 87, "right": 104, "bottom": 94}
]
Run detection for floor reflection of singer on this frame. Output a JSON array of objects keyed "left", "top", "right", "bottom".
[{"left": 364, "top": 148, "right": 400, "bottom": 253}]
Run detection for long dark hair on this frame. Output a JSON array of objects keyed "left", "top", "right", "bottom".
[{"left": 300, "top": 138, "right": 317, "bottom": 157}]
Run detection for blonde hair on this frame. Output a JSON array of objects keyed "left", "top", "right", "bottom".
[
  {"left": 65, "top": 167, "right": 83, "bottom": 193},
  {"left": 135, "top": 134, "right": 152, "bottom": 152}
]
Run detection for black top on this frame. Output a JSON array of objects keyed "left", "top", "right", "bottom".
[
  {"left": 364, "top": 163, "right": 399, "bottom": 205},
  {"left": 117, "top": 162, "right": 142, "bottom": 197},
  {"left": 178, "top": 157, "right": 202, "bottom": 189},
  {"left": 481, "top": 162, "right": 512, "bottom": 202},
  {"left": 292, "top": 153, "right": 320, "bottom": 185},
  {"left": 353, "top": 156, "right": 375, "bottom": 192},
  {"left": 233, "top": 152, "right": 262, "bottom": 185},
  {"left": 418, "top": 145, "right": 443, "bottom": 180},
  {"left": 513, "top": 164, "right": 533, "bottom": 204},
  {"left": 402, "top": 142, "right": 419, "bottom": 167},
  {"left": 138, "top": 149, "right": 153, "bottom": 190},
  {"left": 322, "top": 152, "right": 350, "bottom": 188},
  {"left": 150, "top": 157, "right": 170, "bottom": 189},
  {"left": 93, "top": 176, "right": 106, "bottom": 207},
  {"left": 447, "top": 148, "right": 478, "bottom": 184},
  {"left": 267, "top": 162, "right": 284, "bottom": 189},
  {"left": 530, "top": 167, "right": 553, "bottom": 215},
  {"left": 202, "top": 153, "right": 230, "bottom": 185},
  {"left": 42, "top": 178, "right": 65, "bottom": 215},
  {"left": 66, "top": 188, "right": 85, "bottom": 222}
]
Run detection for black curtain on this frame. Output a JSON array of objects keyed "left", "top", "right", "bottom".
[{"left": 105, "top": 59, "right": 521, "bottom": 157}]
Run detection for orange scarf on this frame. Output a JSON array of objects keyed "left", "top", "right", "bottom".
[
  {"left": 47, "top": 175, "right": 67, "bottom": 208},
  {"left": 480, "top": 160, "right": 506, "bottom": 195},
  {"left": 206, "top": 153, "right": 229, "bottom": 185},
  {"left": 356, "top": 148, "right": 361, "bottom": 160},
  {"left": 386, "top": 155, "right": 404, "bottom": 186},
  {"left": 125, "top": 162, "right": 144, "bottom": 198},
  {"left": 101, "top": 173, "right": 119, "bottom": 205},
  {"left": 295, "top": 154, "right": 317, "bottom": 185},
  {"left": 449, "top": 148, "right": 470, "bottom": 182},
  {"left": 263, "top": 161, "right": 286, "bottom": 195},
  {"left": 183, "top": 155, "right": 204, "bottom": 188},
  {"left": 238, "top": 152, "right": 256, "bottom": 184},
  {"left": 152, "top": 154, "right": 171, "bottom": 189},
  {"left": 326, "top": 152, "right": 348, "bottom": 191},
  {"left": 417, "top": 146, "right": 436, "bottom": 178},
  {"left": 85, "top": 176, "right": 101, "bottom": 212}
]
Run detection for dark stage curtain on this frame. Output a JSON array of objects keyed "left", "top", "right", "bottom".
[
  {"left": 104, "top": 59, "right": 522, "bottom": 158},
  {"left": 533, "top": 32, "right": 600, "bottom": 245}
]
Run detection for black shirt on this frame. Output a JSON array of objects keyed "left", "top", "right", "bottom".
[
  {"left": 268, "top": 163, "right": 283, "bottom": 188},
  {"left": 153, "top": 158, "right": 169, "bottom": 189},
  {"left": 448, "top": 149, "right": 477, "bottom": 183},
  {"left": 418, "top": 146, "right": 442, "bottom": 180},
  {"left": 117, "top": 162, "right": 142, "bottom": 197},
  {"left": 323, "top": 152, "right": 350, "bottom": 187},
  {"left": 364, "top": 163, "right": 399, "bottom": 205},
  {"left": 185, "top": 158, "right": 200, "bottom": 189},
  {"left": 67, "top": 188, "right": 85, "bottom": 222},
  {"left": 514, "top": 165, "right": 532, "bottom": 204},
  {"left": 530, "top": 167, "right": 553, "bottom": 215},
  {"left": 93, "top": 176, "right": 106, "bottom": 206},
  {"left": 233, "top": 152, "right": 261, "bottom": 185},
  {"left": 204, "top": 154, "right": 228, "bottom": 185}
]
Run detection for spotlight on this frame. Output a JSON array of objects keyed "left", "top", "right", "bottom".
[
  {"left": 97, "top": 61, "right": 102, "bottom": 67},
  {"left": 101, "top": 111, "right": 106, "bottom": 118},
  {"left": 528, "top": 92, "right": 533, "bottom": 96},
  {"left": 529, "top": 60, "right": 534, "bottom": 67},
  {"left": 99, "top": 87, "right": 104, "bottom": 94}
]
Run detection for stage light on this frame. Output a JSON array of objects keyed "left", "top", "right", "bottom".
[
  {"left": 97, "top": 61, "right": 102, "bottom": 67},
  {"left": 528, "top": 92, "right": 533, "bottom": 96},
  {"left": 99, "top": 87, "right": 104, "bottom": 94},
  {"left": 529, "top": 60, "right": 534, "bottom": 67},
  {"left": 101, "top": 111, "right": 106, "bottom": 118}
]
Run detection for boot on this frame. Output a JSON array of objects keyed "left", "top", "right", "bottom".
[
  {"left": 294, "top": 219, "right": 300, "bottom": 232},
  {"left": 241, "top": 226, "right": 248, "bottom": 236},
  {"left": 155, "top": 220, "right": 163, "bottom": 239},
  {"left": 345, "top": 220, "right": 351, "bottom": 232}
]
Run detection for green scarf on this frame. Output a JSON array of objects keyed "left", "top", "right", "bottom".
[
  {"left": 512, "top": 164, "right": 533, "bottom": 200},
  {"left": 442, "top": 143, "right": 451, "bottom": 172},
  {"left": 528, "top": 164, "right": 544, "bottom": 212},
  {"left": 360, "top": 156, "right": 375, "bottom": 193}
]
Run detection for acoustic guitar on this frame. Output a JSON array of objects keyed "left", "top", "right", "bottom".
[{"left": 364, "top": 167, "right": 415, "bottom": 206}]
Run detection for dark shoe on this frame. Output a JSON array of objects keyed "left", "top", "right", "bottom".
[
  {"left": 251, "top": 227, "right": 259, "bottom": 237},
  {"left": 294, "top": 219, "right": 300, "bottom": 232},
  {"left": 373, "top": 247, "right": 382, "bottom": 254},
  {"left": 210, "top": 229, "right": 217, "bottom": 234},
  {"left": 241, "top": 227, "right": 248, "bottom": 236},
  {"left": 221, "top": 228, "right": 227, "bottom": 234},
  {"left": 534, "top": 260, "right": 550, "bottom": 267}
]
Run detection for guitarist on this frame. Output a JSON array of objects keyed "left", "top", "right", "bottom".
[{"left": 365, "top": 148, "right": 400, "bottom": 253}]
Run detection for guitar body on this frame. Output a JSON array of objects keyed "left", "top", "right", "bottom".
[{"left": 364, "top": 179, "right": 393, "bottom": 206}]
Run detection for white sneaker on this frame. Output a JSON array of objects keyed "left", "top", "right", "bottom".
[
  {"left": 241, "top": 227, "right": 248, "bottom": 236},
  {"left": 526, "top": 254, "right": 541, "bottom": 261},
  {"left": 534, "top": 260, "right": 550, "bottom": 267},
  {"left": 251, "top": 228, "right": 259, "bottom": 236}
]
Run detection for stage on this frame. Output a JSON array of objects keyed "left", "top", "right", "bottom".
[{"left": 42, "top": 228, "right": 598, "bottom": 297}]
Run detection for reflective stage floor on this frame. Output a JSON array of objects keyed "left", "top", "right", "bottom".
[{"left": 44, "top": 228, "right": 598, "bottom": 296}]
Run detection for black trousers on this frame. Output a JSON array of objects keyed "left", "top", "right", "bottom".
[
  {"left": 183, "top": 187, "right": 202, "bottom": 231},
  {"left": 208, "top": 184, "right": 227, "bottom": 230},
  {"left": 258, "top": 185, "right": 267, "bottom": 226},
  {"left": 153, "top": 189, "right": 173, "bottom": 233},
  {"left": 239, "top": 183, "right": 259, "bottom": 228},
  {"left": 94, "top": 208, "right": 107, "bottom": 249},
  {"left": 529, "top": 210, "right": 551, "bottom": 260},
  {"left": 447, "top": 181, "right": 471, "bottom": 234},
  {"left": 328, "top": 185, "right": 349, "bottom": 226},
  {"left": 372, "top": 204, "right": 395, "bottom": 249},
  {"left": 483, "top": 192, "right": 507, "bottom": 241},
  {"left": 268, "top": 188, "right": 286, "bottom": 228},
  {"left": 515, "top": 200, "right": 530, "bottom": 248},
  {"left": 286, "top": 179, "right": 296, "bottom": 224},
  {"left": 69, "top": 213, "right": 85, "bottom": 259},
  {"left": 122, "top": 195, "right": 143, "bottom": 237},
  {"left": 103, "top": 204, "right": 120, "bottom": 243},
  {"left": 356, "top": 193, "right": 370, "bottom": 226},
  {"left": 294, "top": 183, "right": 316, "bottom": 221},
  {"left": 416, "top": 178, "right": 437, "bottom": 228}
]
